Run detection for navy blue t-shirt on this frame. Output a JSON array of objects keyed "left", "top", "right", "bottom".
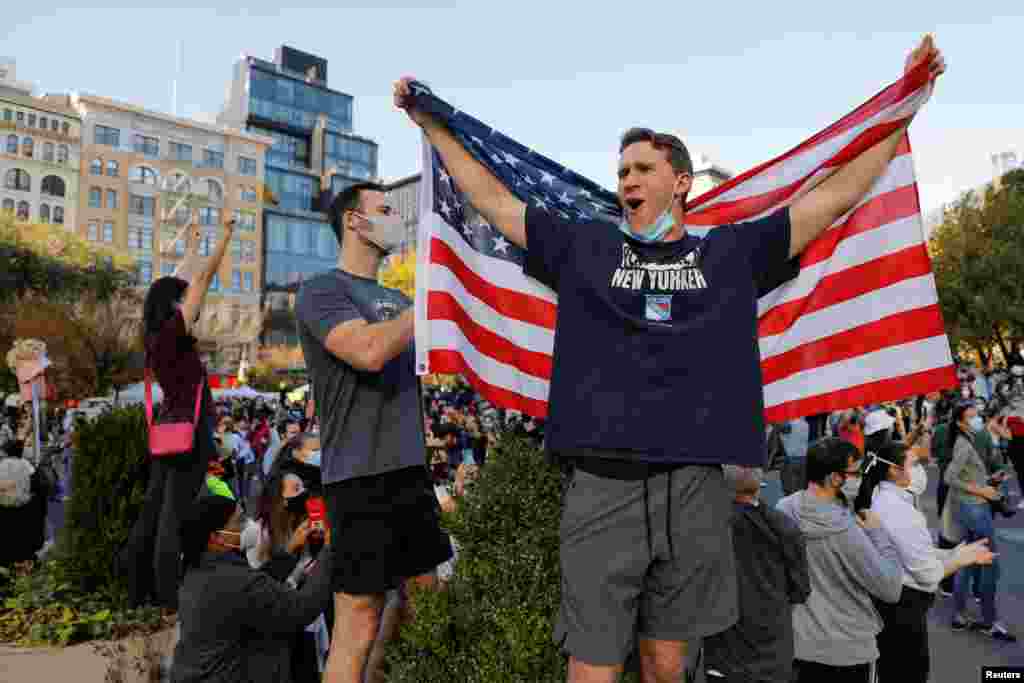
[{"left": 524, "top": 206, "right": 791, "bottom": 467}]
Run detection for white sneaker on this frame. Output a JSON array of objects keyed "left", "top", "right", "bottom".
[{"left": 1017, "top": 500, "right": 1024, "bottom": 511}]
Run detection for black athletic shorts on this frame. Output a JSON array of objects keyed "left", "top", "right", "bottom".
[{"left": 325, "top": 465, "right": 453, "bottom": 595}]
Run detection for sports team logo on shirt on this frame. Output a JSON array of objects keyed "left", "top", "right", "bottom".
[
  {"left": 610, "top": 244, "right": 708, "bottom": 292},
  {"left": 374, "top": 300, "right": 401, "bottom": 321},
  {"left": 645, "top": 295, "right": 673, "bottom": 322}
]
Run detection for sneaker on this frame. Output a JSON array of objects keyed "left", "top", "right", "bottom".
[
  {"left": 1017, "top": 500, "right": 1024, "bottom": 511},
  {"left": 979, "top": 623, "right": 1018, "bottom": 642},
  {"left": 952, "top": 615, "right": 972, "bottom": 631}
]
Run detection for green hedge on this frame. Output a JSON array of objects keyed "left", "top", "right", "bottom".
[
  {"left": 388, "top": 434, "right": 568, "bottom": 682},
  {"left": 62, "top": 405, "right": 151, "bottom": 593}
]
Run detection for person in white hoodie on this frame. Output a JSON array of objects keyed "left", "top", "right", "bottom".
[{"left": 776, "top": 437, "right": 903, "bottom": 683}]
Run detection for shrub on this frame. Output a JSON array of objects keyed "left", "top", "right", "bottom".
[
  {"left": 62, "top": 405, "right": 151, "bottom": 593},
  {"left": 388, "top": 433, "right": 568, "bottom": 682}
]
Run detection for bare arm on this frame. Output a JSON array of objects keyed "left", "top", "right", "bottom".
[
  {"left": 180, "top": 219, "right": 235, "bottom": 336},
  {"left": 173, "top": 220, "right": 202, "bottom": 281},
  {"left": 788, "top": 36, "right": 945, "bottom": 259},
  {"left": 395, "top": 78, "right": 527, "bottom": 248},
  {"left": 323, "top": 307, "right": 414, "bottom": 373}
]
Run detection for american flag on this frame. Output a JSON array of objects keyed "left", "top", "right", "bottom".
[{"left": 412, "top": 62, "right": 957, "bottom": 421}]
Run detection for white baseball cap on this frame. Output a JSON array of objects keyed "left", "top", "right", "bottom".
[{"left": 864, "top": 409, "right": 896, "bottom": 436}]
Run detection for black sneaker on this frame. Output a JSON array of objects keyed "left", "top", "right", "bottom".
[{"left": 952, "top": 615, "right": 972, "bottom": 631}]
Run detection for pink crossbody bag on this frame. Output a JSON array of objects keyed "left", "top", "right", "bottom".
[{"left": 145, "top": 367, "right": 206, "bottom": 459}]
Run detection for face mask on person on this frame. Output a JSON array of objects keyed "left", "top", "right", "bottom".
[
  {"left": 968, "top": 415, "right": 984, "bottom": 433},
  {"left": 284, "top": 491, "right": 310, "bottom": 514},
  {"left": 352, "top": 211, "right": 405, "bottom": 253},
  {"left": 841, "top": 475, "right": 862, "bottom": 502},
  {"left": 961, "top": 388, "right": 971, "bottom": 398},
  {"left": 617, "top": 176, "right": 685, "bottom": 243},
  {"left": 305, "top": 450, "right": 321, "bottom": 467},
  {"left": 908, "top": 462, "right": 928, "bottom": 497}
]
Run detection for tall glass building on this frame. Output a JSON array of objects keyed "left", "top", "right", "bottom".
[{"left": 219, "top": 46, "right": 378, "bottom": 345}]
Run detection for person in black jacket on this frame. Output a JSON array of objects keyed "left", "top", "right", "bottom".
[
  {"left": 705, "top": 466, "right": 811, "bottom": 683},
  {"left": 171, "top": 493, "right": 334, "bottom": 683}
]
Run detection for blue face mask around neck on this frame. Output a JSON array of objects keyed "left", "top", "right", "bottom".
[{"left": 618, "top": 204, "right": 676, "bottom": 243}]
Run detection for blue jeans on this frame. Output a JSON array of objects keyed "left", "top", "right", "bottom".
[{"left": 952, "top": 500, "right": 1000, "bottom": 624}]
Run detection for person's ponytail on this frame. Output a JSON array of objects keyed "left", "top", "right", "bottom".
[{"left": 854, "top": 440, "right": 909, "bottom": 513}]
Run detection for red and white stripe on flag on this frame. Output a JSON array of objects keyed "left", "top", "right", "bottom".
[{"left": 414, "top": 61, "right": 957, "bottom": 420}]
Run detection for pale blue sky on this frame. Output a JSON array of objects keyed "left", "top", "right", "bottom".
[{"left": 3, "top": 2, "right": 1022, "bottom": 212}]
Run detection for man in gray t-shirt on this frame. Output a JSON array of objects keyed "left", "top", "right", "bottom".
[{"left": 295, "top": 181, "right": 451, "bottom": 683}]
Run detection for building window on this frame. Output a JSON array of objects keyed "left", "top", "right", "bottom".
[
  {"left": 202, "top": 149, "right": 224, "bottom": 169},
  {"left": 6, "top": 134, "right": 17, "bottom": 154},
  {"left": 87, "top": 220, "right": 99, "bottom": 241},
  {"left": 2, "top": 109, "right": 10, "bottom": 122},
  {"left": 230, "top": 238, "right": 242, "bottom": 261},
  {"left": 240, "top": 186, "right": 258, "bottom": 202},
  {"left": 16, "top": 112, "right": 24, "bottom": 124},
  {"left": 51, "top": 120, "right": 58, "bottom": 132},
  {"left": 16, "top": 201, "right": 29, "bottom": 220},
  {"left": 237, "top": 156, "right": 258, "bottom": 176},
  {"left": 4, "top": 168, "right": 31, "bottom": 191},
  {"left": 95, "top": 124, "right": 120, "bottom": 147},
  {"left": 27, "top": 114, "right": 36, "bottom": 127},
  {"left": 61, "top": 122, "right": 69, "bottom": 136},
  {"left": 39, "top": 116, "right": 47, "bottom": 130},
  {"left": 42, "top": 142, "right": 54, "bottom": 162},
  {"left": 243, "top": 271, "right": 253, "bottom": 292},
  {"left": 41, "top": 175, "right": 66, "bottom": 197},
  {"left": 107, "top": 160, "right": 119, "bottom": 177},
  {"left": 133, "top": 134, "right": 159, "bottom": 158},
  {"left": 129, "top": 195, "right": 155, "bottom": 216},
  {"left": 106, "top": 189, "right": 118, "bottom": 209},
  {"left": 209, "top": 273, "right": 220, "bottom": 291},
  {"left": 22, "top": 137, "right": 33, "bottom": 158},
  {"left": 137, "top": 258, "right": 152, "bottom": 284},
  {"left": 39, "top": 204, "right": 50, "bottom": 223},
  {"left": 232, "top": 209, "right": 257, "bottom": 232},
  {"left": 169, "top": 142, "right": 192, "bottom": 162},
  {"left": 199, "top": 207, "right": 221, "bottom": 226},
  {"left": 102, "top": 221, "right": 113, "bottom": 242},
  {"left": 128, "top": 226, "right": 142, "bottom": 249},
  {"left": 231, "top": 269, "right": 241, "bottom": 291},
  {"left": 242, "top": 240, "right": 256, "bottom": 263},
  {"left": 205, "top": 179, "right": 223, "bottom": 202},
  {"left": 56, "top": 145, "right": 68, "bottom": 164},
  {"left": 199, "top": 228, "right": 217, "bottom": 256},
  {"left": 161, "top": 263, "right": 176, "bottom": 277},
  {"left": 53, "top": 206, "right": 64, "bottom": 225},
  {"left": 89, "top": 187, "right": 102, "bottom": 208},
  {"left": 130, "top": 166, "right": 158, "bottom": 185},
  {"left": 0, "top": 199, "right": 11, "bottom": 213},
  {"left": 90, "top": 159, "right": 102, "bottom": 175}
]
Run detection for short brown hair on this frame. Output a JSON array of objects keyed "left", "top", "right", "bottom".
[
  {"left": 619, "top": 128, "right": 694, "bottom": 176},
  {"left": 328, "top": 181, "right": 385, "bottom": 244}
]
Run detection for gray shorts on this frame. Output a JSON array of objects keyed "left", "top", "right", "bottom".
[{"left": 555, "top": 463, "right": 738, "bottom": 666}]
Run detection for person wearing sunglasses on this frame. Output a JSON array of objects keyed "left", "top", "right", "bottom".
[{"left": 855, "top": 441, "right": 995, "bottom": 682}]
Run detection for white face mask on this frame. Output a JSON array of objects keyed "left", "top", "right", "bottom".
[
  {"left": 908, "top": 462, "right": 928, "bottom": 497},
  {"left": 355, "top": 212, "right": 405, "bottom": 253},
  {"left": 841, "top": 476, "right": 862, "bottom": 502}
]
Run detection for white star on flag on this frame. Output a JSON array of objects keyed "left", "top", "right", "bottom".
[
  {"left": 558, "top": 191, "right": 573, "bottom": 205},
  {"left": 439, "top": 169, "right": 451, "bottom": 185},
  {"left": 492, "top": 235, "right": 510, "bottom": 254},
  {"left": 439, "top": 199, "right": 452, "bottom": 218},
  {"left": 539, "top": 170, "right": 556, "bottom": 185}
]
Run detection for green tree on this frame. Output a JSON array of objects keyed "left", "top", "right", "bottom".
[{"left": 929, "top": 169, "right": 1024, "bottom": 365}]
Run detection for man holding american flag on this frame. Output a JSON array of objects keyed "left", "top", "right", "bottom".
[{"left": 396, "top": 35, "right": 945, "bottom": 683}]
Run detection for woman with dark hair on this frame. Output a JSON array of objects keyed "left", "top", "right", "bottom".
[
  {"left": 860, "top": 440, "right": 994, "bottom": 682},
  {"left": 944, "top": 402, "right": 1016, "bottom": 640},
  {"left": 172, "top": 494, "right": 334, "bottom": 683},
  {"left": 119, "top": 219, "right": 236, "bottom": 610}
]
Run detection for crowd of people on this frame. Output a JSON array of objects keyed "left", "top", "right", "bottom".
[{"left": 6, "top": 37, "right": 1024, "bottom": 683}]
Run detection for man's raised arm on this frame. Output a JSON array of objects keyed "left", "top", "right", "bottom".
[
  {"left": 394, "top": 77, "right": 527, "bottom": 248},
  {"left": 789, "top": 35, "right": 945, "bottom": 259}
]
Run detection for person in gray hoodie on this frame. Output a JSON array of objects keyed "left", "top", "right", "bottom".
[{"left": 776, "top": 437, "right": 903, "bottom": 683}]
